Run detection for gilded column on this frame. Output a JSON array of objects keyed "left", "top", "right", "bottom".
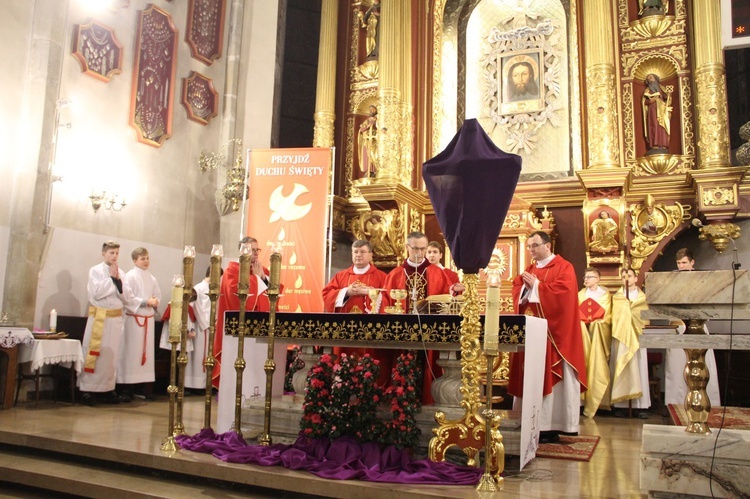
[
  {"left": 377, "top": 0, "right": 413, "bottom": 186},
  {"left": 689, "top": 0, "right": 731, "bottom": 169},
  {"left": 312, "top": 0, "right": 338, "bottom": 148},
  {"left": 582, "top": 1, "right": 621, "bottom": 169}
]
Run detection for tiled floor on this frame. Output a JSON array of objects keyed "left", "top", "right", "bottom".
[{"left": 0, "top": 395, "right": 670, "bottom": 498}]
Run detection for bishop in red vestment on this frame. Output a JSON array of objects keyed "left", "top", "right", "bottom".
[
  {"left": 508, "top": 231, "right": 587, "bottom": 443},
  {"left": 380, "top": 232, "right": 451, "bottom": 404},
  {"left": 212, "top": 237, "right": 273, "bottom": 389}
]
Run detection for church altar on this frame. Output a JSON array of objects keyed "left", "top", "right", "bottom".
[{"left": 218, "top": 311, "right": 547, "bottom": 470}]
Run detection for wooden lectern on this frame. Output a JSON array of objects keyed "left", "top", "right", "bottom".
[{"left": 643, "top": 269, "right": 750, "bottom": 433}]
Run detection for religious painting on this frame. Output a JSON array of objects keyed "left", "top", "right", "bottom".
[
  {"left": 498, "top": 49, "right": 544, "bottom": 115},
  {"left": 129, "top": 5, "right": 178, "bottom": 147},
  {"left": 71, "top": 20, "right": 123, "bottom": 83},
  {"left": 181, "top": 71, "right": 218, "bottom": 125},
  {"left": 186, "top": 0, "right": 227, "bottom": 65}
]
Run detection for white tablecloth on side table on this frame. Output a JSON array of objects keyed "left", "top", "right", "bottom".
[{"left": 18, "top": 339, "right": 83, "bottom": 373}]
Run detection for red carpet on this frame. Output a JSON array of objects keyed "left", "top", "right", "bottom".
[
  {"left": 535, "top": 435, "right": 599, "bottom": 462},
  {"left": 668, "top": 404, "right": 750, "bottom": 430}
]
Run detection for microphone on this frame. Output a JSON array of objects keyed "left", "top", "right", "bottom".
[{"left": 692, "top": 218, "right": 703, "bottom": 228}]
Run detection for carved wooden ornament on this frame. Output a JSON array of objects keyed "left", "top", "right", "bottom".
[
  {"left": 186, "top": 0, "right": 226, "bottom": 65},
  {"left": 129, "top": 4, "right": 179, "bottom": 147},
  {"left": 71, "top": 20, "right": 124, "bottom": 83},
  {"left": 181, "top": 71, "right": 218, "bottom": 125}
]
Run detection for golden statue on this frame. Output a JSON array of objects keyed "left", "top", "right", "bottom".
[
  {"left": 358, "top": 0, "right": 380, "bottom": 60},
  {"left": 358, "top": 105, "right": 378, "bottom": 178},
  {"left": 638, "top": 0, "right": 667, "bottom": 17},
  {"left": 588, "top": 210, "right": 619, "bottom": 253}
]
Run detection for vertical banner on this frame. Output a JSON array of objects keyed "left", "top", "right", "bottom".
[{"left": 245, "top": 148, "right": 332, "bottom": 313}]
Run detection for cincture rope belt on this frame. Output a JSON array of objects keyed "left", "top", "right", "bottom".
[
  {"left": 128, "top": 313, "right": 153, "bottom": 365},
  {"left": 85, "top": 306, "right": 122, "bottom": 373}
]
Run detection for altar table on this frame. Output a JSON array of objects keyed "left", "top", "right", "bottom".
[{"left": 16, "top": 338, "right": 83, "bottom": 408}]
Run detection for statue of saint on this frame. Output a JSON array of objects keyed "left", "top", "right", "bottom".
[
  {"left": 638, "top": 0, "right": 667, "bottom": 18},
  {"left": 358, "top": 0, "right": 380, "bottom": 60},
  {"left": 358, "top": 105, "right": 378, "bottom": 178},
  {"left": 589, "top": 211, "right": 619, "bottom": 253},
  {"left": 641, "top": 73, "right": 672, "bottom": 153}
]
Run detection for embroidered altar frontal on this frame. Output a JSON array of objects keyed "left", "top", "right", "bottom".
[{"left": 224, "top": 312, "right": 526, "bottom": 350}]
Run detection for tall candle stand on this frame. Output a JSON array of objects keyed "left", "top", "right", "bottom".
[
  {"left": 477, "top": 274, "right": 503, "bottom": 491},
  {"left": 233, "top": 242, "right": 252, "bottom": 436},
  {"left": 203, "top": 244, "right": 223, "bottom": 429},
  {"left": 259, "top": 248, "right": 282, "bottom": 446},
  {"left": 175, "top": 245, "right": 195, "bottom": 435},
  {"left": 161, "top": 274, "right": 184, "bottom": 452}
]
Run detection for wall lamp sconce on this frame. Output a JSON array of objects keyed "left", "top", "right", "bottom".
[
  {"left": 90, "top": 191, "right": 127, "bottom": 213},
  {"left": 198, "top": 138, "right": 247, "bottom": 213}
]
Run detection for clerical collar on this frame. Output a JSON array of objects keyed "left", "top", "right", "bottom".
[
  {"left": 352, "top": 264, "right": 371, "bottom": 274},
  {"left": 406, "top": 258, "right": 426, "bottom": 269},
  {"left": 535, "top": 254, "right": 555, "bottom": 267}
]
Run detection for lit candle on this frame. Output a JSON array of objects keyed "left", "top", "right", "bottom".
[
  {"left": 270, "top": 249, "right": 282, "bottom": 288},
  {"left": 183, "top": 245, "right": 196, "bottom": 258},
  {"left": 239, "top": 242, "right": 252, "bottom": 286},
  {"left": 50, "top": 309, "right": 57, "bottom": 332},
  {"left": 169, "top": 275, "right": 184, "bottom": 343},
  {"left": 484, "top": 274, "right": 500, "bottom": 352}
]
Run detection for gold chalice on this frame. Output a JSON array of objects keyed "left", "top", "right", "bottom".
[
  {"left": 388, "top": 289, "right": 407, "bottom": 314},
  {"left": 367, "top": 288, "right": 382, "bottom": 313}
]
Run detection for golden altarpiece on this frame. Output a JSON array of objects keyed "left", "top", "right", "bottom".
[{"left": 309, "top": 0, "right": 747, "bottom": 472}]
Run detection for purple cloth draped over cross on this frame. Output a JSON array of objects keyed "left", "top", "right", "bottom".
[
  {"left": 423, "top": 119, "right": 522, "bottom": 273},
  {"left": 176, "top": 430, "right": 483, "bottom": 484}
]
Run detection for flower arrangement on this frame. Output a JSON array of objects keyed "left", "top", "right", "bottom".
[
  {"left": 299, "top": 350, "right": 422, "bottom": 449},
  {"left": 381, "top": 351, "right": 422, "bottom": 449},
  {"left": 299, "top": 353, "right": 334, "bottom": 439}
]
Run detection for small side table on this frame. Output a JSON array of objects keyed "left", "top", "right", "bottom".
[
  {"left": 0, "top": 327, "right": 33, "bottom": 409},
  {"left": 16, "top": 338, "right": 83, "bottom": 408}
]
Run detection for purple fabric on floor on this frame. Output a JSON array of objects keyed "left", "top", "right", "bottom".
[{"left": 177, "top": 431, "right": 482, "bottom": 485}]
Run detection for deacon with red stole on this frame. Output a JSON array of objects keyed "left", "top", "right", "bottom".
[
  {"left": 212, "top": 236, "right": 272, "bottom": 390},
  {"left": 322, "top": 240, "right": 386, "bottom": 313},
  {"left": 508, "top": 230, "right": 587, "bottom": 444},
  {"left": 381, "top": 231, "right": 451, "bottom": 404},
  {"left": 578, "top": 267, "right": 612, "bottom": 418}
]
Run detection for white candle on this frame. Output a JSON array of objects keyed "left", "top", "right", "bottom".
[
  {"left": 484, "top": 282, "right": 500, "bottom": 352},
  {"left": 50, "top": 309, "right": 57, "bottom": 331},
  {"left": 169, "top": 275, "right": 184, "bottom": 343}
]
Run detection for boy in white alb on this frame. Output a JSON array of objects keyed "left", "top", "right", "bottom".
[
  {"left": 186, "top": 266, "right": 218, "bottom": 393},
  {"left": 79, "top": 241, "right": 135, "bottom": 406},
  {"left": 117, "top": 247, "right": 161, "bottom": 401}
]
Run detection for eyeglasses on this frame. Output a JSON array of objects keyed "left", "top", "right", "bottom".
[
  {"left": 584, "top": 275, "right": 599, "bottom": 280},
  {"left": 408, "top": 246, "right": 427, "bottom": 252},
  {"left": 525, "top": 243, "right": 546, "bottom": 250},
  {"left": 251, "top": 248, "right": 261, "bottom": 253}
]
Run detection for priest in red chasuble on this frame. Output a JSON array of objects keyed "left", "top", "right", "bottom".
[
  {"left": 322, "top": 240, "right": 386, "bottom": 313},
  {"left": 508, "top": 230, "right": 587, "bottom": 444},
  {"left": 212, "top": 236, "right": 273, "bottom": 390},
  {"left": 380, "top": 231, "right": 451, "bottom": 404},
  {"left": 578, "top": 267, "right": 612, "bottom": 418}
]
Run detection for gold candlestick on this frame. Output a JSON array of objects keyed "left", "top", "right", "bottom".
[
  {"left": 233, "top": 242, "right": 252, "bottom": 436},
  {"left": 203, "top": 244, "right": 223, "bottom": 429},
  {"left": 175, "top": 245, "right": 195, "bottom": 436},
  {"left": 162, "top": 274, "right": 184, "bottom": 452},
  {"left": 260, "top": 247, "right": 282, "bottom": 446}
]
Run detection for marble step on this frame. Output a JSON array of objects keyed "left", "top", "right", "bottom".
[{"left": 0, "top": 445, "right": 263, "bottom": 498}]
